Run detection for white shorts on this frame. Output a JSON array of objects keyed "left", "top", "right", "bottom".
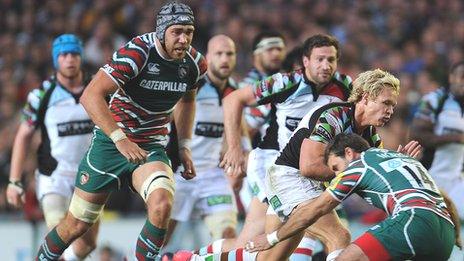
[
  {"left": 265, "top": 164, "right": 323, "bottom": 221},
  {"left": 246, "top": 148, "right": 280, "bottom": 202},
  {"left": 171, "top": 167, "right": 237, "bottom": 222},
  {"left": 35, "top": 171, "right": 75, "bottom": 201}
]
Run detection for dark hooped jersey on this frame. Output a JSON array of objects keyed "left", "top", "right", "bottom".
[
  {"left": 252, "top": 70, "right": 352, "bottom": 151},
  {"left": 327, "top": 148, "right": 453, "bottom": 224},
  {"left": 101, "top": 32, "right": 207, "bottom": 146},
  {"left": 22, "top": 76, "right": 93, "bottom": 176},
  {"left": 275, "top": 102, "right": 382, "bottom": 169}
]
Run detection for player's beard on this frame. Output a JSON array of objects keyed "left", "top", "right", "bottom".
[{"left": 211, "top": 65, "right": 231, "bottom": 81}]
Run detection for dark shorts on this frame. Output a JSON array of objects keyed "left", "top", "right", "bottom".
[
  {"left": 75, "top": 129, "right": 171, "bottom": 193},
  {"left": 354, "top": 209, "right": 455, "bottom": 261}
]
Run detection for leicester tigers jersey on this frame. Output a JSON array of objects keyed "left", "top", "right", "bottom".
[
  {"left": 190, "top": 76, "right": 236, "bottom": 173},
  {"left": 101, "top": 32, "right": 207, "bottom": 146},
  {"left": 275, "top": 102, "right": 382, "bottom": 169},
  {"left": 252, "top": 70, "right": 352, "bottom": 151},
  {"left": 327, "top": 148, "right": 453, "bottom": 224}
]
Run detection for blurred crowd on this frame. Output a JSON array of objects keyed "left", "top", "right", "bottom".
[{"left": 0, "top": 0, "right": 463, "bottom": 217}]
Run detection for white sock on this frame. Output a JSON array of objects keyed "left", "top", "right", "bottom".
[
  {"left": 326, "top": 249, "right": 344, "bottom": 261},
  {"left": 289, "top": 236, "right": 317, "bottom": 260},
  {"left": 62, "top": 246, "right": 81, "bottom": 261},
  {"left": 212, "top": 239, "right": 225, "bottom": 253}
]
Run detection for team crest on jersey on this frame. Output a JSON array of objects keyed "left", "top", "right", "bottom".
[
  {"left": 80, "top": 171, "right": 90, "bottom": 185},
  {"left": 178, "top": 65, "right": 189, "bottom": 79},
  {"left": 147, "top": 63, "right": 160, "bottom": 75}
]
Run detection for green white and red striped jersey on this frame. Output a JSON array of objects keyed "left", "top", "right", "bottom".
[
  {"left": 101, "top": 32, "right": 207, "bottom": 146},
  {"left": 327, "top": 148, "right": 453, "bottom": 224}
]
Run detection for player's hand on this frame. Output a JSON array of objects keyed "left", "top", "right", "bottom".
[
  {"left": 245, "top": 234, "right": 272, "bottom": 252},
  {"left": 179, "top": 148, "right": 196, "bottom": 180},
  {"left": 219, "top": 146, "right": 246, "bottom": 178},
  {"left": 397, "top": 140, "right": 422, "bottom": 159},
  {"left": 6, "top": 182, "right": 25, "bottom": 208},
  {"left": 115, "top": 138, "right": 148, "bottom": 164},
  {"left": 226, "top": 174, "right": 244, "bottom": 192}
]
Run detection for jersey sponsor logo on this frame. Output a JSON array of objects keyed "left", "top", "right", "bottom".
[
  {"left": 285, "top": 116, "right": 302, "bottom": 131},
  {"left": 206, "top": 195, "right": 233, "bottom": 206},
  {"left": 269, "top": 195, "right": 282, "bottom": 210},
  {"left": 194, "top": 122, "right": 224, "bottom": 138},
  {"left": 178, "top": 64, "right": 189, "bottom": 79},
  {"left": 80, "top": 171, "right": 90, "bottom": 185},
  {"left": 57, "top": 120, "right": 94, "bottom": 137},
  {"left": 147, "top": 63, "right": 160, "bottom": 75},
  {"left": 139, "top": 80, "right": 187, "bottom": 92}
]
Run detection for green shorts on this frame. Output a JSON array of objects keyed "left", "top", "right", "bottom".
[
  {"left": 75, "top": 129, "right": 171, "bottom": 193},
  {"left": 354, "top": 209, "right": 455, "bottom": 261}
]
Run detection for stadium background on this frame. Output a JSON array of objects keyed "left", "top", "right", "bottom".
[{"left": 0, "top": 0, "right": 463, "bottom": 260}]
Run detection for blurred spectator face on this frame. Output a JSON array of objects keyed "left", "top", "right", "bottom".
[
  {"left": 57, "top": 53, "right": 82, "bottom": 79},
  {"left": 303, "top": 46, "right": 337, "bottom": 85},
  {"left": 206, "top": 36, "right": 236, "bottom": 80},
  {"left": 164, "top": 25, "right": 194, "bottom": 60},
  {"left": 256, "top": 46, "right": 286, "bottom": 74},
  {"left": 449, "top": 63, "right": 464, "bottom": 99}
]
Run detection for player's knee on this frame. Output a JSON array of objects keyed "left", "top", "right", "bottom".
[
  {"left": 139, "top": 171, "right": 175, "bottom": 202},
  {"left": 147, "top": 195, "right": 172, "bottom": 221},
  {"left": 204, "top": 211, "right": 238, "bottom": 240},
  {"left": 222, "top": 227, "right": 236, "bottom": 239},
  {"left": 68, "top": 194, "right": 104, "bottom": 228},
  {"left": 41, "top": 194, "right": 68, "bottom": 228}
]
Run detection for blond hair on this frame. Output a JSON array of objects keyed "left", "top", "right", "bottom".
[{"left": 348, "top": 69, "right": 400, "bottom": 103}]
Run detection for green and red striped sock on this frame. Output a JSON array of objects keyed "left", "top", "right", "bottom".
[
  {"left": 135, "top": 220, "right": 166, "bottom": 260},
  {"left": 36, "top": 227, "right": 69, "bottom": 261}
]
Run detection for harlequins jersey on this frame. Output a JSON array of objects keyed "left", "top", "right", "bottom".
[
  {"left": 102, "top": 32, "right": 207, "bottom": 146},
  {"left": 252, "top": 70, "right": 352, "bottom": 151},
  {"left": 327, "top": 148, "right": 453, "bottom": 224},
  {"left": 22, "top": 76, "right": 93, "bottom": 176},
  {"left": 190, "top": 76, "right": 236, "bottom": 173},
  {"left": 275, "top": 102, "right": 382, "bottom": 169}
]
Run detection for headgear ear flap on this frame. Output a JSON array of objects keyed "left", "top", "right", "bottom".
[
  {"left": 155, "top": 2, "right": 194, "bottom": 45},
  {"left": 52, "top": 34, "right": 83, "bottom": 69}
]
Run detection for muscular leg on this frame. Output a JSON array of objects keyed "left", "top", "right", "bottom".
[
  {"left": 232, "top": 197, "right": 269, "bottom": 249},
  {"left": 337, "top": 244, "right": 369, "bottom": 261},
  {"left": 256, "top": 213, "right": 304, "bottom": 261},
  {"left": 36, "top": 188, "right": 109, "bottom": 260},
  {"left": 132, "top": 161, "right": 175, "bottom": 260},
  {"left": 163, "top": 219, "right": 178, "bottom": 246}
]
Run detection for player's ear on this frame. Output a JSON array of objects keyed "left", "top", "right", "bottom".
[
  {"left": 344, "top": 147, "right": 354, "bottom": 160},
  {"left": 302, "top": 55, "right": 310, "bottom": 68}
]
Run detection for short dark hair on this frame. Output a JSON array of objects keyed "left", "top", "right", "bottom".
[
  {"left": 282, "top": 45, "right": 304, "bottom": 72},
  {"left": 252, "top": 30, "right": 285, "bottom": 51},
  {"left": 323, "top": 133, "right": 370, "bottom": 164},
  {"left": 450, "top": 60, "right": 464, "bottom": 75},
  {"left": 302, "top": 34, "right": 340, "bottom": 59}
]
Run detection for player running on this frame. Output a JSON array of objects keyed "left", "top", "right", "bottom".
[{"left": 35, "top": 2, "right": 206, "bottom": 260}]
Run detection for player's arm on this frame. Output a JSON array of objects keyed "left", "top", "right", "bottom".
[
  {"left": 220, "top": 85, "right": 257, "bottom": 177},
  {"left": 411, "top": 117, "right": 463, "bottom": 147},
  {"left": 80, "top": 70, "right": 147, "bottom": 163},
  {"left": 299, "top": 139, "right": 335, "bottom": 181},
  {"left": 247, "top": 191, "right": 339, "bottom": 251},
  {"left": 6, "top": 122, "right": 35, "bottom": 208},
  {"left": 173, "top": 89, "right": 197, "bottom": 179}
]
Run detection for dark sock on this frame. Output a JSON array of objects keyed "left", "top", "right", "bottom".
[
  {"left": 36, "top": 227, "right": 69, "bottom": 261},
  {"left": 135, "top": 219, "right": 166, "bottom": 260}
]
